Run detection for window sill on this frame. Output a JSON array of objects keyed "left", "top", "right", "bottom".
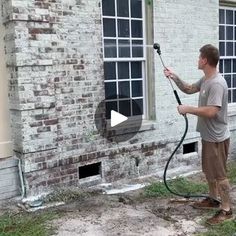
[
  {"left": 139, "top": 120, "right": 156, "bottom": 132},
  {"left": 228, "top": 103, "right": 236, "bottom": 117},
  {"left": 107, "top": 119, "right": 156, "bottom": 137},
  {"left": 228, "top": 104, "right": 236, "bottom": 131}
]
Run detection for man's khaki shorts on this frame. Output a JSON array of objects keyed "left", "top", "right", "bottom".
[{"left": 202, "top": 138, "right": 230, "bottom": 182}]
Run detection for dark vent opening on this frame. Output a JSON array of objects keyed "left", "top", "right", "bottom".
[
  {"left": 183, "top": 142, "right": 197, "bottom": 154},
  {"left": 79, "top": 162, "right": 101, "bottom": 179}
]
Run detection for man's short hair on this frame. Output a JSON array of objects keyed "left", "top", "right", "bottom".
[{"left": 199, "top": 44, "right": 219, "bottom": 67}]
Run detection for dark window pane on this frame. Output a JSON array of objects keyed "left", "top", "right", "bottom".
[
  {"left": 132, "top": 99, "right": 143, "bottom": 115},
  {"left": 132, "top": 40, "right": 143, "bottom": 57},
  {"left": 119, "top": 81, "right": 130, "bottom": 98},
  {"left": 118, "top": 62, "right": 129, "bottom": 79},
  {"left": 233, "top": 75, "right": 236, "bottom": 87},
  {"left": 131, "top": 61, "right": 142, "bottom": 78},
  {"left": 104, "top": 39, "right": 117, "bottom": 58},
  {"left": 103, "top": 19, "right": 116, "bottom": 37},
  {"left": 226, "top": 10, "right": 233, "bottom": 24},
  {"left": 228, "top": 90, "right": 232, "bottom": 103},
  {"left": 102, "top": 0, "right": 115, "bottom": 16},
  {"left": 119, "top": 99, "right": 131, "bottom": 116},
  {"left": 226, "top": 42, "right": 233, "bottom": 56},
  {"left": 117, "top": 0, "right": 129, "bottom": 17},
  {"left": 226, "top": 26, "right": 233, "bottom": 40},
  {"left": 234, "top": 42, "right": 236, "bottom": 56},
  {"left": 118, "top": 19, "right": 130, "bottom": 37},
  {"left": 104, "top": 62, "right": 116, "bottom": 80},
  {"left": 225, "top": 75, "right": 231, "bottom": 88},
  {"left": 105, "top": 82, "right": 117, "bottom": 99},
  {"left": 131, "top": 20, "right": 143, "bottom": 37},
  {"left": 132, "top": 81, "right": 143, "bottom": 97},
  {"left": 131, "top": 0, "right": 142, "bottom": 18},
  {"left": 219, "top": 60, "right": 223, "bottom": 73},
  {"left": 118, "top": 40, "right": 130, "bottom": 57},
  {"left": 219, "top": 9, "right": 225, "bottom": 24},
  {"left": 106, "top": 101, "right": 118, "bottom": 119},
  {"left": 219, "top": 26, "right": 225, "bottom": 40},
  {"left": 224, "top": 59, "right": 231, "bottom": 73},
  {"left": 233, "top": 89, "right": 236, "bottom": 102},
  {"left": 233, "top": 60, "right": 236, "bottom": 72},
  {"left": 219, "top": 42, "right": 225, "bottom": 56}
]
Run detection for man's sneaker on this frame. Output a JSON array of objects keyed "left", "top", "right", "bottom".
[
  {"left": 192, "top": 197, "right": 220, "bottom": 210},
  {"left": 206, "top": 208, "right": 233, "bottom": 225}
]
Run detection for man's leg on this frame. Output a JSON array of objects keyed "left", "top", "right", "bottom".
[
  {"left": 192, "top": 140, "right": 220, "bottom": 209},
  {"left": 208, "top": 180, "right": 218, "bottom": 199},
  {"left": 206, "top": 178, "right": 232, "bottom": 225},
  {"left": 218, "top": 178, "right": 231, "bottom": 211},
  {"left": 206, "top": 139, "right": 232, "bottom": 225}
]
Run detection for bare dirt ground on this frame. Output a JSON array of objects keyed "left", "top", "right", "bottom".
[{"left": 51, "top": 177, "right": 236, "bottom": 236}]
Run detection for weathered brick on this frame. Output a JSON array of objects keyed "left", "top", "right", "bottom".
[{"left": 47, "top": 178, "right": 60, "bottom": 186}]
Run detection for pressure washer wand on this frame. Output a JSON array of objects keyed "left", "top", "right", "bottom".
[{"left": 153, "top": 43, "right": 181, "bottom": 105}]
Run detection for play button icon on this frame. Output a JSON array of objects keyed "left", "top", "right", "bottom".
[
  {"left": 95, "top": 96, "right": 143, "bottom": 143},
  {"left": 111, "top": 110, "right": 128, "bottom": 127}
]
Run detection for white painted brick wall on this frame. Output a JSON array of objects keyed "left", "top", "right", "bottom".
[{"left": 152, "top": 0, "right": 219, "bottom": 141}]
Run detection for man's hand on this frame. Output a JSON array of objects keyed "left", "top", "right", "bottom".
[
  {"left": 163, "top": 68, "right": 175, "bottom": 79},
  {"left": 177, "top": 105, "right": 190, "bottom": 115}
]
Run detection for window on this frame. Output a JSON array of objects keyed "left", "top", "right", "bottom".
[
  {"left": 102, "top": 0, "right": 146, "bottom": 119},
  {"left": 219, "top": 7, "right": 236, "bottom": 103}
]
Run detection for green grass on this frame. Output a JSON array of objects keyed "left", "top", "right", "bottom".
[
  {"left": 228, "top": 161, "right": 236, "bottom": 184},
  {"left": 144, "top": 160, "right": 236, "bottom": 199},
  {"left": 144, "top": 177, "right": 208, "bottom": 198},
  {"left": 43, "top": 188, "right": 88, "bottom": 203},
  {"left": 0, "top": 211, "right": 59, "bottom": 236},
  {"left": 196, "top": 220, "right": 236, "bottom": 236}
]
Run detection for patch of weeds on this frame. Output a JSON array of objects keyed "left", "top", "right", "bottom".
[
  {"left": 228, "top": 161, "right": 236, "bottom": 184},
  {"left": 0, "top": 211, "right": 59, "bottom": 236},
  {"left": 196, "top": 219, "right": 236, "bottom": 236},
  {"left": 143, "top": 177, "right": 208, "bottom": 198},
  {"left": 43, "top": 188, "right": 90, "bottom": 203}
]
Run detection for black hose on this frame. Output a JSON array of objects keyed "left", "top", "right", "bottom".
[
  {"left": 162, "top": 91, "right": 220, "bottom": 203},
  {"left": 163, "top": 114, "right": 189, "bottom": 198},
  {"left": 163, "top": 114, "right": 212, "bottom": 200}
]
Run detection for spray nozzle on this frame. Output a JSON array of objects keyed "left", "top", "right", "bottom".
[{"left": 153, "top": 43, "right": 161, "bottom": 55}]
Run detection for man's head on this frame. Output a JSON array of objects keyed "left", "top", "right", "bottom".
[{"left": 198, "top": 44, "right": 219, "bottom": 70}]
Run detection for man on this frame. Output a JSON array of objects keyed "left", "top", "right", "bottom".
[{"left": 164, "top": 44, "right": 232, "bottom": 225}]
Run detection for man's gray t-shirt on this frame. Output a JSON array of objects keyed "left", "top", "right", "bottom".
[{"left": 194, "top": 73, "right": 230, "bottom": 142}]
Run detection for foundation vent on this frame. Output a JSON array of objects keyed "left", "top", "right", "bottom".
[
  {"left": 79, "top": 162, "right": 101, "bottom": 179},
  {"left": 183, "top": 142, "right": 197, "bottom": 154}
]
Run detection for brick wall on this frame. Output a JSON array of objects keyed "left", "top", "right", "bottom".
[{"left": 1, "top": 0, "right": 236, "bottom": 198}]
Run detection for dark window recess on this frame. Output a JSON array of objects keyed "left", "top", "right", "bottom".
[
  {"left": 183, "top": 142, "right": 197, "bottom": 154},
  {"left": 79, "top": 162, "right": 101, "bottom": 179}
]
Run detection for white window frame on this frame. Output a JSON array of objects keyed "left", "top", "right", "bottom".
[
  {"left": 102, "top": 0, "right": 148, "bottom": 119},
  {"left": 219, "top": 6, "right": 236, "bottom": 104}
]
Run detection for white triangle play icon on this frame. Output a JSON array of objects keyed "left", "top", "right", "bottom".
[{"left": 111, "top": 110, "right": 128, "bottom": 127}]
